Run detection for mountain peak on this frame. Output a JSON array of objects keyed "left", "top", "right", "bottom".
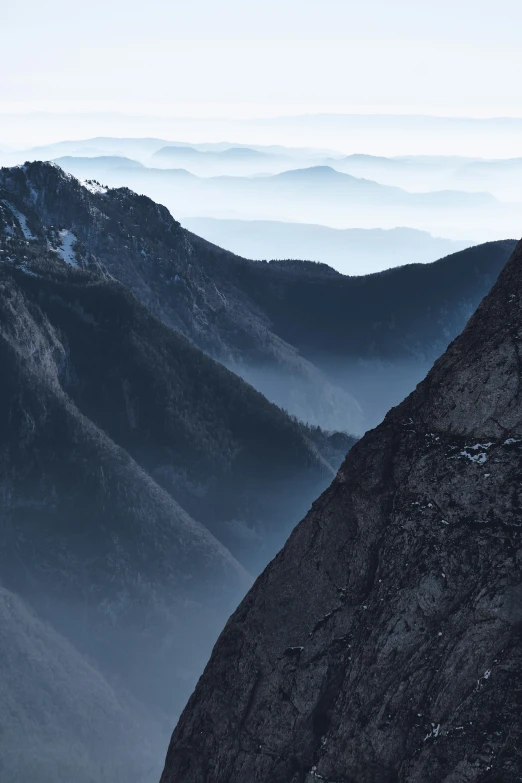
[{"left": 276, "top": 164, "right": 348, "bottom": 179}]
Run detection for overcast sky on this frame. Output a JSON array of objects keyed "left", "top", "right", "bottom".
[{"left": 2, "top": 0, "right": 522, "bottom": 119}]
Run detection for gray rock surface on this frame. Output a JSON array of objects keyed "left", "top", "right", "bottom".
[{"left": 160, "top": 241, "right": 522, "bottom": 782}]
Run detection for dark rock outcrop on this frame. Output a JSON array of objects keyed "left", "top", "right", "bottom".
[{"left": 160, "top": 240, "right": 522, "bottom": 782}]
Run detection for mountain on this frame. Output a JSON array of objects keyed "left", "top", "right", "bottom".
[
  {"left": 1, "top": 137, "right": 173, "bottom": 166},
  {"left": 328, "top": 154, "right": 522, "bottom": 202},
  {"left": 48, "top": 155, "right": 518, "bottom": 241},
  {"left": 451, "top": 157, "right": 522, "bottom": 201},
  {"left": 1, "top": 161, "right": 519, "bottom": 781},
  {"left": 0, "top": 585, "right": 164, "bottom": 783},
  {"left": 160, "top": 239, "right": 522, "bottom": 783},
  {"left": 0, "top": 162, "right": 515, "bottom": 433},
  {"left": 0, "top": 173, "right": 351, "bottom": 566},
  {"left": 182, "top": 217, "right": 471, "bottom": 274},
  {"left": 4, "top": 112, "right": 522, "bottom": 158},
  {"left": 1, "top": 137, "right": 334, "bottom": 173},
  {"left": 54, "top": 154, "right": 146, "bottom": 171},
  {"left": 0, "top": 161, "right": 365, "bottom": 433},
  {"left": 0, "top": 169, "right": 359, "bottom": 781},
  {"left": 328, "top": 153, "right": 476, "bottom": 190},
  {"left": 150, "top": 145, "right": 298, "bottom": 176},
  {"left": 213, "top": 239, "right": 516, "bottom": 427},
  {"left": 0, "top": 227, "right": 252, "bottom": 717}
]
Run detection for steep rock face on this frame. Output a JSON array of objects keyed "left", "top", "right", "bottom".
[
  {"left": 0, "top": 162, "right": 515, "bottom": 432},
  {"left": 160, "top": 241, "right": 522, "bottom": 782}
]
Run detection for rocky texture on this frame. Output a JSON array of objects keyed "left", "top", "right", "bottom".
[
  {"left": 0, "top": 180, "right": 355, "bottom": 781},
  {"left": 0, "top": 161, "right": 364, "bottom": 432},
  {"left": 0, "top": 162, "right": 515, "bottom": 431},
  {"left": 0, "top": 188, "right": 350, "bottom": 571},
  {"left": 160, "top": 240, "right": 522, "bottom": 782}
]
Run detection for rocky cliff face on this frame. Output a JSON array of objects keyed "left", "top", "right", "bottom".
[{"left": 160, "top": 240, "right": 522, "bottom": 782}]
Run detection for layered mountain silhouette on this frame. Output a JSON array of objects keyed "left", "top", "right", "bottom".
[
  {"left": 182, "top": 217, "right": 470, "bottom": 274},
  {"left": 0, "top": 164, "right": 356, "bottom": 781},
  {"left": 49, "top": 155, "right": 519, "bottom": 241},
  {"left": 1, "top": 162, "right": 515, "bottom": 432},
  {"left": 160, "top": 240, "right": 522, "bottom": 783},
  {"left": 2, "top": 137, "right": 331, "bottom": 169},
  {"left": 150, "top": 145, "right": 294, "bottom": 176},
  {"left": 1, "top": 161, "right": 519, "bottom": 783},
  {"left": 328, "top": 153, "right": 522, "bottom": 202}
]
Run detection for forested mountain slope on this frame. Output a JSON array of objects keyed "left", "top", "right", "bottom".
[
  {"left": 0, "top": 176, "right": 353, "bottom": 781},
  {"left": 161, "top": 239, "right": 522, "bottom": 783},
  {"left": 1, "top": 162, "right": 514, "bottom": 432}
]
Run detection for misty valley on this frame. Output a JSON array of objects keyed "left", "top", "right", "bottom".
[{"left": 0, "top": 74, "right": 521, "bottom": 783}]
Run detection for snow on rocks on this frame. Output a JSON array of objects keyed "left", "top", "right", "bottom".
[
  {"left": 424, "top": 723, "right": 441, "bottom": 741},
  {"left": 458, "top": 442, "right": 494, "bottom": 464},
  {"left": 1, "top": 200, "right": 35, "bottom": 240},
  {"left": 55, "top": 229, "right": 78, "bottom": 267},
  {"left": 81, "top": 179, "right": 108, "bottom": 195}
]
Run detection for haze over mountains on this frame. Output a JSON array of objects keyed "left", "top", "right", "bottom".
[
  {"left": 160, "top": 237, "right": 522, "bottom": 783},
  {"left": 2, "top": 162, "right": 514, "bottom": 434},
  {"left": 2, "top": 130, "right": 521, "bottom": 277},
  {"left": 0, "top": 162, "right": 357, "bottom": 781},
  {"left": 46, "top": 154, "right": 518, "bottom": 244},
  {"left": 4, "top": 112, "right": 522, "bottom": 158},
  {"left": 0, "top": 156, "right": 519, "bottom": 783},
  {"left": 183, "top": 218, "right": 469, "bottom": 273},
  {"left": 4, "top": 0, "right": 522, "bottom": 777}
]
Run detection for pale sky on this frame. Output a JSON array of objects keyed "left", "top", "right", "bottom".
[{"left": 2, "top": 0, "right": 522, "bottom": 119}]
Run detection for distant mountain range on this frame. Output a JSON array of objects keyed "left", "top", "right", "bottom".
[
  {"left": 4, "top": 137, "right": 522, "bottom": 240},
  {"left": 2, "top": 162, "right": 515, "bottom": 434},
  {"left": 160, "top": 232, "right": 522, "bottom": 783},
  {"left": 0, "top": 160, "right": 517, "bottom": 782},
  {"left": 5, "top": 136, "right": 522, "bottom": 199},
  {"left": 0, "top": 163, "right": 354, "bottom": 782},
  {"left": 150, "top": 144, "right": 296, "bottom": 176},
  {"left": 4, "top": 112, "right": 522, "bottom": 157},
  {"left": 327, "top": 153, "right": 522, "bottom": 201},
  {"left": 1, "top": 137, "right": 332, "bottom": 171},
  {"left": 182, "top": 217, "right": 471, "bottom": 274},
  {"left": 47, "top": 155, "right": 518, "bottom": 241}
]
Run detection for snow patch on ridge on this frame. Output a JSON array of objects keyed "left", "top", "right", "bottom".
[
  {"left": 81, "top": 179, "right": 108, "bottom": 195},
  {"left": 55, "top": 229, "right": 78, "bottom": 267},
  {"left": 1, "top": 200, "right": 35, "bottom": 240}
]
